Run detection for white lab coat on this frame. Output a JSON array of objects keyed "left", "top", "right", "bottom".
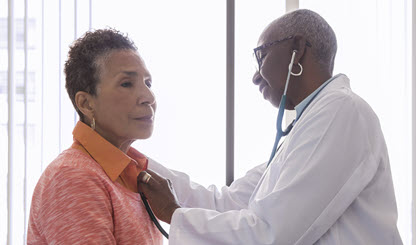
[{"left": 149, "top": 74, "right": 402, "bottom": 245}]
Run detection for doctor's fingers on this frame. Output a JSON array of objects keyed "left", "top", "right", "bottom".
[
  {"left": 137, "top": 171, "right": 181, "bottom": 223},
  {"left": 137, "top": 170, "right": 178, "bottom": 202},
  {"left": 138, "top": 170, "right": 154, "bottom": 192},
  {"left": 137, "top": 170, "right": 169, "bottom": 192}
]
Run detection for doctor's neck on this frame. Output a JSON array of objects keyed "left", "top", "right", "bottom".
[{"left": 287, "top": 64, "right": 332, "bottom": 110}]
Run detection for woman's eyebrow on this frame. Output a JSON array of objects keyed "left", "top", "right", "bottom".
[
  {"left": 121, "top": 71, "right": 139, "bottom": 77},
  {"left": 117, "top": 71, "right": 152, "bottom": 80}
]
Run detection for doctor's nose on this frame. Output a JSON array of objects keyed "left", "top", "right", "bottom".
[{"left": 252, "top": 71, "right": 264, "bottom": 86}]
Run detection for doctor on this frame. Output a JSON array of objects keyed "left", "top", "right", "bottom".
[{"left": 138, "top": 9, "right": 402, "bottom": 244}]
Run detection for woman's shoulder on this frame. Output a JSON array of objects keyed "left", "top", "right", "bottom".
[
  {"left": 40, "top": 148, "right": 109, "bottom": 184},
  {"left": 32, "top": 148, "right": 116, "bottom": 212}
]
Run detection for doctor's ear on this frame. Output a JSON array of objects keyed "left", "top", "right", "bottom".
[
  {"left": 75, "top": 91, "right": 95, "bottom": 120},
  {"left": 292, "top": 35, "right": 307, "bottom": 64}
]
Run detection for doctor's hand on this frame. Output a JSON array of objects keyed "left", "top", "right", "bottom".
[{"left": 137, "top": 170, "right": 181, "bottom": 224}]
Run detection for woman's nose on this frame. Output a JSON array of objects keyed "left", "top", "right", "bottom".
[{"left": 137, "top": 86, "right": 156, "bottom": 105}]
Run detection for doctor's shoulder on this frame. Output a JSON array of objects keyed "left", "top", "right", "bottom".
[
  {"left": 321, "top": 84, "right": 386, "bottom": 150},
  {"left": 319, "top": 83, "right": 379, "bottom": 123},
  {"left": 304, "top": 84, "right": 384, "bottom": 147},
  {"left": 333, "top": 85, "right": 381, "bottom": 129}
]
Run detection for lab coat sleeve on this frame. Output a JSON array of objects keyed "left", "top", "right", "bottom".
[
  {"left": 168, "top": 93, "right": 382, "bottom": 245},
  {"left": 148, "top": 158, "right": 266, "bottom": 212}
]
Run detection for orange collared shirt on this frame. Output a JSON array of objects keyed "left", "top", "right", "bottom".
[
  {"left": 71, "top": 120, "right": 148, "bottom": 193},
  {"left": 27, "top": 121, "right": 162, "bottom": 244}
]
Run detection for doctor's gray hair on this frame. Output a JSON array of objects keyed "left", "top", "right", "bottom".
[{"left": 271, "top": 9, "right": 337, "bottom": 73}]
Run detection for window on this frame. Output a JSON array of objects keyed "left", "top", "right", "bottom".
[
  {"left": 92, "top": 0, "right": 227, "bottom": 187},
  {"left": 234, "top": 0, "right": 286, "bottom": 178},
  {"left": 0, "top": 2, "right": 8, "bottom": 243}
]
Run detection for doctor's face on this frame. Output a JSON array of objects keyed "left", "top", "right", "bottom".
[
  {"left": 91, "top": 50, "right": 156, "bottom": 148},
  {"left": 252, "top": 34, "right": 293, "bottom": 108}
]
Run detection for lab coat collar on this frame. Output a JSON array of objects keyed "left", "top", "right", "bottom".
[{"left": 294, "top": 73, "right": 345, "bottom": 122}]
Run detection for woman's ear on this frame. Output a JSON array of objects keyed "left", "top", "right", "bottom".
[
  {"left": 292, "top": 35, "right": 307, "bottom": 64},
  {"left": 75, "top": 91, "right": 95, "bottom": 121}
]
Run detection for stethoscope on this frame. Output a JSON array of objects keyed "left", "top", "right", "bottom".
[
  {"left": 267, "top": 49, "right": 298, "bottom": 166},
  {"left": 140, "top": 193, "right": 170, "bottom": 239},
  {"left": 266, "top": 51, "right": 334, "bottom": 166},
  {"left": 140, "top": 49, "right": 303, "bottom": 239}
]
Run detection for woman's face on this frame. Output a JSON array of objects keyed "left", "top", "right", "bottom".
[{"left": 91, "top": 49, "right": 156, "bottom": 148}]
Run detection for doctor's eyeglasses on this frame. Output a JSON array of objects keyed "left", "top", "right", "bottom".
[{"left": 253, "top": 36, "right": 312, "bottom": 71}]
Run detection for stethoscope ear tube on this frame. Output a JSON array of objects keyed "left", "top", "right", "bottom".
[
  {"left": 267, "top": 50, "right": 298, "bottom": 167},
  {"left": 140, "top": 193, "right": 169, "bottom": 239}
]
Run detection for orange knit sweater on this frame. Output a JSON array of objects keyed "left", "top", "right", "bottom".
[{"left": 27, "top": 121, "right": 162, "bottom": 244}]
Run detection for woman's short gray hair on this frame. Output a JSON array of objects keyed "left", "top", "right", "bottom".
[{"left": 272, "top": 9, "right": 337, "bottom": 73}]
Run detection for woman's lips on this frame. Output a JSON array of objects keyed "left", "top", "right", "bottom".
[{"left": 133, "top": 115, "right": 154, "bottom": 122}]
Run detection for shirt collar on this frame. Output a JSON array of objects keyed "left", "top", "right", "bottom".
[
  {"left": 72, "top": 121, "right": 148, "bottom": 181},
  {"left": 294, "top": 74, "right": 341, "bottom": 122}
]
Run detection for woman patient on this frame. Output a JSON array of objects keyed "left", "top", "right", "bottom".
[{"left": 27, "top": 29, "right": 162, "bottom": 244}]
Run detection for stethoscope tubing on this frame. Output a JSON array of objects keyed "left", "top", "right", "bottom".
[
  {"left": 140, "top": 193, "right": 170, "bottom": 239},
  {"left": 267, "top": 50, "right": 298, "bottom": 166}
]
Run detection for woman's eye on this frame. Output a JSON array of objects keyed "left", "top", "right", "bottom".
[{"left": 121, "top": 82, "right": 132, "bottom": 88}]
